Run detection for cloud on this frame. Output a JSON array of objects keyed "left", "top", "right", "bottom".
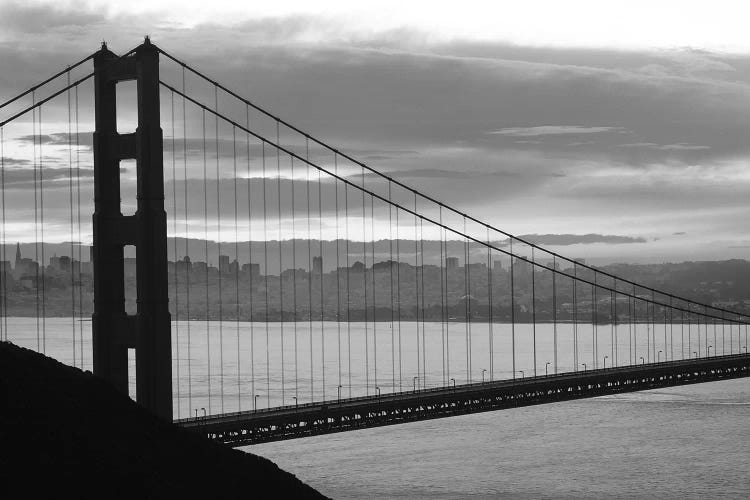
[
  {"left": 619, "top": 142, "right": 710, "bottom": 151},
  {"left": 488, "top": 126, "right": 626, "bottom": 137},
  {"left": 512, "top": 234, "right": 647, "bottom": 246},
  {"left": 1, "top": 4, "right": 750, "bottom": 260}
]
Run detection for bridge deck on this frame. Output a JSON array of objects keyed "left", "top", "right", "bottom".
[{"left": 177, "top": 354, "right": 750, "bottom": 446}]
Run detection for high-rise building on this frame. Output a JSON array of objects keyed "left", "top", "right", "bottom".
[
  {"left": 229, "top": 259, "right": 239, "bottom": 275},
  {"left": 313, "top": 255, "right": 322, "bottom": 274},
  {"left": 493, "top": 260, "right": 503, "bottom": 271},
  {"left": 446, "top": 256, "right": 459, "bottom": 269},
  {"left": 219, "top": 254, "right": 230, "bottom": 274},
  {"left": 59, "top": 255, "right": 71, "bottom": 272}
]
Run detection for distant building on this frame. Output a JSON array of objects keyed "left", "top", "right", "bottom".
[
  {"left": 14, "top": 244, "right": 38, "bottom": 278},
  {"left": 242, "top": 263, "right": 260, "bottom": 277},
  {"left": 49, "top": 255, "right": 62, "bottom": 271},
  {"left": 59, "top": 256, "right": 71, "bottom": 272},
  {"left": 313, "top": 255, "right": 322, "bottom": 274},
  {"left": 192, "top": 261, "right": 208, "bottom": 275},
  {"left": 446, "top": 257, "right": 459, "bottom": 270},
  {"left": 493, "top": 260, "right": 503, "bottom": 271},
  {"left": 229, "top": 259, "right": 239, "bottom": 275},
  {"left": 219, "top": 255, "right": 230, "bottom": 274},
  {"left": 49, "top": 255, "right": 72, "bottom": 274},
  {"left": 175, "top": 256, "right": 192, "bottom": 274}
]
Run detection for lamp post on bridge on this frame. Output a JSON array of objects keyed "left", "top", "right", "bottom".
[
  {"left": 337, "top": 385, "right": 342, "bottom": 402},
  {"left": 581, "top": 364, "right": 586, "bottom": 372},
  {"left": 482, "top": 369, "right": 487, "bottom": 383},
  {"left": 376, "top": 386, "right": 381, "bottom": 398},
  {"left": 693, "top": 351, "right": 698, "bottom": 359},
  {"left": 545, "top": 362, "right": 550, "bottom": 376},
  {"left": 603, "top": 355, "right": 608, "bottom": 370},
  {"left": 450, "top": 378, "right": 456, "bottom": 390},
  {"left": 254, "top": 394, "right": 259, "bottom": 412},
  {"left": 707, "top": 345, "right": 712, "bottom": 357},
  {"left": 743, "top": 346, "right": 747, "bottom": 354},
  {"left": 413, "top": 376, "right": 419, "bottom": 392},
  {"left": 293, "top": 396, "right": 298, "bottom": 410},
  {"left": 640, "top": 357, "right": 645, "bottom": 365},
  {"left": 657, "top": 350, "right": 662, "bottom": 363},
  {"left": 518, "top": 370, "right": 525, "bottom": 378},
  {"left": 201, "top": 407, "right": 206, "bottom": 418}
]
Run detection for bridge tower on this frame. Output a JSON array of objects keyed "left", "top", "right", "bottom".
[{"left": 92, "top": 38, "right": 172, "bottom": 420}]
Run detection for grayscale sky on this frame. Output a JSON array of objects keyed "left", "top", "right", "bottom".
[{"left": 1, "top": 0, "right": 749, "bottom": 263}]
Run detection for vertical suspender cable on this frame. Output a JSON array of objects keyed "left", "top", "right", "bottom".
[
  {"left": 32, "top": 93, "right": 40, "bottom": 350},
  {"left": 372, "top": 195, "right": 378, "bottom": 390},
  {"left": 182, "top": 68, "right": 192, "bottom": 411},
  {"left": 344, "top": 171, "right": 352, "bottom": 397},
  {"left": 669, "top": 297, "right": 673, "bottom": 361},
  {"left": 262, "top": 141, "right": 270, "bottom": 407},
  {"left": 396, "top": 207, "right": 402, "bottom": 391},
  {"left": 531, "top": 247, "right": 536, "bottom": 377},
  {"left": 628, "top": 286, "right": 633, "bottom": 364},
  {"left": 232, "top": 126, "right": 241, "bottom": 410},
  {"left": 372, "top": 195, "right": 378, "bottom": 391},
  {"left": 67, "top": 70, "right": 76, "bottom": 366},
  {"left": 292, "top": 157, "right": 298, "bottom": 401},
  {"left": 510, "top": 238, "right": 515, "bottom": 378},
  {"left": 463, "top": 216, "right": 469, "bottom": 383},
  {"left": 440, "top": 207, "right": 446, "bottom": 385},
  {"left": 553, "top": 256, "right": 557, "bottom": 374},
  {"left": 170, "top": 90, "right": 181, "bottom": 418},
  {"left": 362, "top": 168, "right": 370, "bottom": 396},
  {"left": 202, "top": 109, "right": 211, "bottom": 413},
  {"left": 333, "top": 154, "right": 340, "bottom": 395},
  {"left": 419, "top": 216, "right": 425, "bottom": 386},
  {"left": 39, "top": 106, "right": 46, "bottom": 352},
  {"left": 275, "top": 122, "right": 284, "bottom": 405},
  {"left": 487, "top": 227, "right": 493, "bottom": 381},
  {"left": 306, "top": 140, "right": 313, "bottom": 401},
  {"left": 362, "top": 168, "right": 369, "bottom": 395},
  {"left": 214, "top": 87, "right": 224, "bottom": 413},
  {"left": 245, "top": 104, "right": 255, "bottom": 409},
  {"left": 415, "top": 194, "right": 421, "bottom": 387},
  {"left": 592, "top": 277, "right": 597, "bottom": 368},
  {"left": 612, "top": 281, "right": 616, "bottom": 366},
  {"left": 318, "top": 167, "right": 325, "bottom": 400},
  {"left": 389, "top": 182, "right": 395, "bottom": 391},
  {"left": 74, "top": 86, "right": 83, "bottom": 366}
]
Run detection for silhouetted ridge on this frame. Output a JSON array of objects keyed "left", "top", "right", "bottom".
[{"left": 0, "top": 341, "right": 328, "bottom": 499}]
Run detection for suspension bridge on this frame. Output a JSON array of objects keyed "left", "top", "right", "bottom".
[{"left": 0, "top": 38, "right": 748, "bottom": 446}]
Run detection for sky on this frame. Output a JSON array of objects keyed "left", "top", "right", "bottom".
[{"left": 1, "top": 0, "right": 750, "bottom": 264}]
